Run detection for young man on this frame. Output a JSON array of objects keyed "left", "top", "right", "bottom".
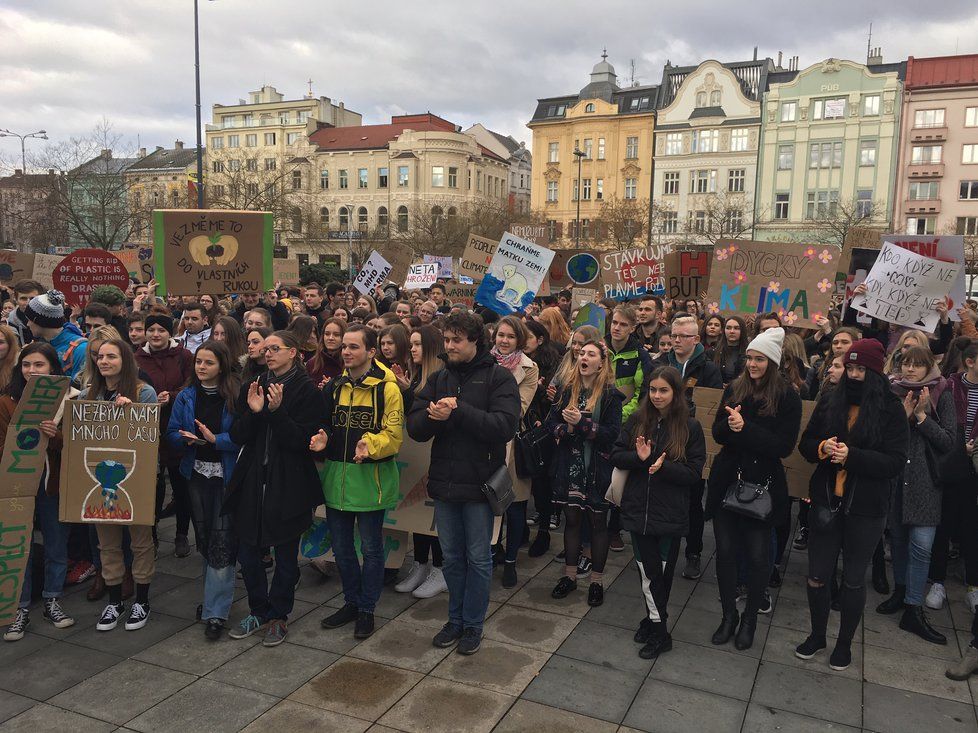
[
  {"left": 177, "top": 302, "right": 211, "bottom": 354},
  {"left": 429, "top": 283, "right": 451, "bottom": 314},
  {"left": 82, "top": 303, "right": 112, "bottom": 333},
  {"left": 303, "top": 285, "right": 329, "bottom": 325},
  {"left": 325, "top": 282, "right": 345, "bottom": 310},
  {"left": 407, "top": 312, "right": 520, "bottom": 655},
  {"left": 90, "top": 285, "right": 130, "bottom": 340},
  {"left": 6, "top": 279, "right": 43, "bottom": 345},
  {"left": 315, "top": 325, "right": 404, "bottom": 640},
  {"left": 556, "top": 290, "right": 572, "bottom": 322},
  {"left": 260, "top": 290, "right": 290, "bottom": 330},
  {"left": 635, "top": 295, "right": 664, "bottom": 353},
  {"left": 128, "top": 313, "right": 147, "bottom": 349},
  {"left": 24, "top": 290, "right": 87, "bottom": 379},
  {"left": 230, "top": 293, "right": 262, "bottom": 325}
]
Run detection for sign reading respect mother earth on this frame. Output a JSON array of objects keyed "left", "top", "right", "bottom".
[
  {"left": 704, "top": 240, "right": 838, "bottom": 329},
  {"left": 153, "top": 209, "right": 273, "bottom": 296},
  {"left": 0, "top": 376, "right": 71, "bottom": 498}
]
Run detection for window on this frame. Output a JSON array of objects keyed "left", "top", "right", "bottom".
[
  {"left": 358, "top": 168, "right": 368, "bottom": 188},
  {"left": 909, "top": 181, "right": 939, "bottom": 200},
  {"left": 624, "top": 178, "right": 637, "bottom": 199},
  {"left": 338, "top": 207, "right": 349, "bottom": 228},
  {"left": 809, "top": 141, "right": 843, "bottom": 169},
  {"left": 710, "top": 90, "right": 721, "bottom": 106},
  {"left": 914, "top": 109, "right": 945, "bottom": 128},
  {"left": 625, "top": 136, "right": 639, "bottom": 159},
  {"left": 242, "top": 114, "right": 253, "bottom": 128},
  {"left": 774, "top": 193, "right": 789, "bottom": 219},
  {"left": 777, "top": 144, "right": 794, "bottom": 170},
  {"left": 665, "top": 133, "right": 683, "bottom": 155},
  {"left": 967, "top": 107, "right": 978, "bottom": 127},
  {"left": 692, "top": 129, "right": 718, "bottom": 153},
  {"left": 582, "top": 178, "right": 591, "bottom": 200},
  {"left": 730, "top": 128, "right": 749, "bottom": 152},
  {"left": 961, "top": 181, "right": 978, "bottom": 200},
  {"left": 583, "top": 102, "right": 595, "bottom": 113},
  {"left": 695, "top": 92, "right": 707, "bottom": 107},
  {"left": 431, "top": 166, "right": 444, "bottom": 187},
  {"left": 291, "top": 170, "right": 301, "bottom": 190},
  {"left": 211, "top": 137, "right": 224, "bottom": 150},
  {"left": 548, "top": 142, "right": 559, "bottom": 163},
  {"left": 663, "top": 171, "right": 680, "bottom": 195},
  {"left": 781, "top": 101, "right": 797, "bottom": 122},
  {"left": 378, "top": 206, "right": 388, "bottom": 229},
  {"left": 286, "top": 132, "right": 299, "bottom": 145},
  {"left": 728, "top": 169, "right": 745, "bottom": 193},
  {"left": 547, "top": 220, "right": 558, "bottom": 243},
  {"left": 863, "top": 95, "right": 880, "bottom": 116},
  {"left": 245, "top": 183, "right": 258, "bottom": 197},
  {"left": 907, "top": 216, "right": 936, "bottom": 235},
  {"left": 727, "top": 209, "right": 744, "bottom": 233},
  {"left": 320, "top": 170, "right": 329, "bottom": 189},
  {"left": 572, "top": 179, "right": 578, "bottom": 201},
  {"left": 227, "top": 135, "right": 239, "bottom": 148},
  {"left": 856, "top": 190, "right": 873, "bottom": 218},
  {"left": 690, "top": 211, "right": 708, "bottom": 233},
  {"left": 297, "top": 111, "right": 309, "bottom": 124},
  {"left": 546, "top": 180, "right": 558, "bottom": 202},
  {"left": 964, "top": 145, "right": 978, "bottom": 164},
  {"left": 211, "top": 161, "right": 224, "bottom": 174},
  {"left": 246, "top": 158, "right": 257, "bottom": 172},
  {"left": 596, "top": 178, "right": 603, "bottom": 200},
  {"left": 582, "top": 138, "right": 592, "bottom": 159},
  {"left": 581, "top": 219, "right": 590, "bottom": 241},
  {"left": 397, "top": 206, "right": 408, "bottom": 232},
  {"left": 264, "top": 132, "right": 276, "bottom": 145},
  {"left": 222, "top": 115, "right": 236, "bottom": 128},
  {"left": 957, "top": 217, "right": 978, "bottom": 235},
  {"left": 689, "top": 169, "right": 717, "bottom": 194},
  {"left": 213, "top": 184, "right": 225, "bottom": 198},
  {"left": 597, "top": 138, "right": 605, "bottom": 160},
  {"left": 813, "top": 98, "right": 846, "bottom": 120},
  {"left": 320, "top": 207, "right": 329, "bottom": 226},
  {"left": 859, "top": 140, "right": 877, "bottom": 167},
  {"left": 291, "top": 208, "right": 302, "bottom": 234},
  {"left": 377, "top": 167, "right": 388, "bottom": 188},
  {"left": 661, "top": 211, "right": 678, "bottom": 234},
  {"left": 911, "top": 145, "right": 942, "bottom": 164},
  {"left": 339, "top": 169, "right": 348, "bottom": 189},
  {"left": 398, "top": 165, "right": 409, "bottom": 187},
  {"left": 476, "top": 171, "right": 482, "bottom": 191},
  {"left": 806, "top": 190, "right": 839, "bottom": 219},
  {"left": 229, "top": 159, "right": 240, "bottom": 172},
  {"left": 264, "top": 158, "right": 276, "bottom": 171},
  {"left": 245, "top": 134, "right": 257, "bottom": 147},
  {"left": 545, "top": 104, "right": 566, "bottom": 117},
  {"left": 297, "top": 254, "right": 309, "bottom": 267},
  {"left": 357, "top": 207, "right": 368, "bottom": 228},
  {"left": 448, "top": 167, "right": 457, "bottom": 188}
]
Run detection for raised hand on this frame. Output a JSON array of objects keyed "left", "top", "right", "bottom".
[
  {"left": 247, "top": 382, "right": 265, "bottom": 413},
  {"left": 194, "top": 419, "right": 216, "bottom": 444},
  {"left": 354, "top": 439, "right": 369, "bottom": 463},
  {"left": 635, "top": 436, "right": 652, "bottom": 461},
  {"left": 648, "top": 453, "right": 665, "bottom": 475},
  {"left": 267, "top": 383, "right": 284, "bottom": 411},
  {"left": 309, "top": 429, "right": 328, "bottom": 452},
  {"left": 725, "top": 404, "right": 744, "bottom": 432}
]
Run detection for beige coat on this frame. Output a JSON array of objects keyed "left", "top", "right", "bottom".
[{"left": 505, "top": 353, "right": 540, "bottom": 502}]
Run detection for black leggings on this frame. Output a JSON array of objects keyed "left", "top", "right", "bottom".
[
  {"left": 633, "top": 533, "right": 681, "bottom": 627},
  {"left": 563, "top": 506, "right": 609, "bottom": 574},
  {"left": 505, "top": 501, "right": 527, "bottom": 562},
  {"left": 931, "top": 478, "right": 978, "bottom": 585},
  {"left": 413, "top": 534, "right": 442, "bottom": 568},
  {"left": 714, "top": 509, "right": 770, "bottom": 619},
  {"left": 531, "top": 475, "right": 553, "bottom": 527}
]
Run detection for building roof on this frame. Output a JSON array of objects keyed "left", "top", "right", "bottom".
[
  {"left": 658, "top": 59, "right": 776, "bottom": 107},
  {"left": 765, "top": 60, "right": 906, "bottom": 90},
  {"left": 688, "top": 105, "right": 726, "bottom": 119},
  {"left": 127, "top": 145, "right": 199, "bottom": 172},
  {"left": 71, "top": 152, "right": 140, "bottom": 176},
  {"left": 0, "top": 171, "right": 59, "bottom": 189},
  {"left": 906, "top": 54, "right": 978, "bottom": 89},
  {"left": 528, "top": 84, "right": 658, "bottom": 123}
]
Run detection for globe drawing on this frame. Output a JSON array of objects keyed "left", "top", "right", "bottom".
[
  {"left": 566, "top": 253, "right": 599, "bottom": 285},
  {"left": 16, "top": 429, "right": 40, "bottom": 451}
]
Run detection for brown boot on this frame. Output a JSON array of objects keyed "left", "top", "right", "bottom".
[
  {"left": 87, "top": 573, "right": 107, "bottom": 601},
  {"left": 121, "top": 570, "right": 135, "bottom": 601}
]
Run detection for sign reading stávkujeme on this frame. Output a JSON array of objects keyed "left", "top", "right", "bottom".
[
  {"left": 599, "top": 243, "right": 673, "bottom": 301},
  {"left": 152, "top": 209, "right": 273, "bottom": 296},
  {"left": 354, "top": 250, "right": 393, "bottom": 295},
  {"left": 59, "top": 400, "right": 161, "bottom": 526},
  {"left": 0, "top": 376, "right": 71, "bottom": 498}
]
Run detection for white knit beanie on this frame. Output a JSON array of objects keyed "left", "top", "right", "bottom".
[{"left": 746, "top": 326, "right": 784, "bottom": 366}]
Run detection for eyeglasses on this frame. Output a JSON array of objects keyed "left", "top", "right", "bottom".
[
  {"left": 671, "top": 333, "right": 698, "bottom": 340},
  {"left": 260, "top": 345, "right": 291, "bottom": 354}
]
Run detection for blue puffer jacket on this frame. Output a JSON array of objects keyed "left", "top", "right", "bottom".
[{"left": 165, "top": 385, "right": 239, "bottom": 484}]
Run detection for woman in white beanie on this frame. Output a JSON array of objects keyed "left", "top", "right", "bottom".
[{"left": 704, "top": 327, "right": 802, "bottom": 652}]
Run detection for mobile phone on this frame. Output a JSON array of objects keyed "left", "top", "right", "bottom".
[
  {"left": 580, "top": 411, "right": 592, "bottom": 422},
  {"left": 190, "top": 437, "right": 207, "bottom": 445}
]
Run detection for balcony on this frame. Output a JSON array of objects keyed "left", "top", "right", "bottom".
[
  {"left": 910, "top": 126, "right": 948, "bottom": 143},
  {"left": 903, "top": 199, "right": 941, "bottom": 215},
  {"left": 907, "top": 163, "right": 945, "bottom": 179}
]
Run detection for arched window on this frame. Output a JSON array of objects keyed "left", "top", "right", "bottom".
[
  {"left": 339, "top": 206, "right": 349, "bottom": 228},
  {"left": 357, "top": 206, "right": 368, "bottom": 228},
  {"left": 585, "top": 103, "right": 595, "bottom": 113},
  {"left": 431, "top": 206, "right": 444, "bottom": 233},
  {"left": 696, "top": 91, "right": 706, "bottom": 107},
  {"left": 320, "top": 207, "right": 329, "bottom": 226},
  {"left": 397, "top": 205, "right": 408, "bottom": 233},
  {"left": 710, "top": 90, "right": 721, "bottom": 106},
  {"left": 378, "top": 206, "right": 389, "bottom": 230},
  {"left": 291, "top": 207, "right": 302, "bottom": 233},
  {"left": 447, "top": 207, "right": 457, "bottom": 225},
  {"left": 170, "top": 189, "right": 180, "bottom": 206}
]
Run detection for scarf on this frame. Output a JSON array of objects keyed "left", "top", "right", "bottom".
[
  {"left": 491, "top": 346, "right": 523, "bottom": 373},
  {"left": 889, "top": 366, "right": 947, "bottom": 414}
]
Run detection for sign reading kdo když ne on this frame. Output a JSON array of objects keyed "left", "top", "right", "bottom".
[
  {"left": 0, "top": 376, "right": 71, "bottom": 498},
  {"left": 153, "top": 210, "right": 273, "bottom": 296}
]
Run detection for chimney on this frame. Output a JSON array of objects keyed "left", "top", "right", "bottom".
[
  {"left": 174, "top": 140, "right": 184, "bottom": 150},
  {"left": 138, "top": 147, "right": 146, "bottom": 158},
  {"left": 155, "top": 146, "right": 164, "bottom": 152},
  {"left": 47, "top": 169, "right": 54, "bottom": 175},
  {"left": 777, "top": 51, "right": 783, "bottom": 67},
  {"left": 14, "top": 169, "right": 23, "bottom": 176},
  {"left": 753, "top": 46, "right": 758, "bottom": 61},
  {"left": 868, "top": 47, "right": 883, "bottom": 65}
]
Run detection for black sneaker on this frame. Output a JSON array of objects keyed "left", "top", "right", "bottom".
[
  {"left": 576, "top": 556, "right": 593, "bottom": 579},
  {"left": 321, "top": 602, "right": 358, "bottom": 629},
  {"left": 432, "top": 622, "right": 463, "bottom": 648},
  {"left": 634, "top": 618, "right": 653, "bottom": 644},
  {"left": 587, "top": 583, "right": 604, "bottom": 607},
  {"left": 758, "top": 593, "right": 773, "bottom": 614},
  {"left": 794, "top": 635, "right": 827, "bottom": 660},
  {"left": 96, "top": 603, "right": 125, "bottom": 632},
  {"left": 354, "top": 612, "right": 375, "bottom": 639},
  {"left": 502, "top": 562, "right": 518, "bottom": 589},
  {"left": 552, "top": 550, "right": 566, "bottom": 564},
  {"left": 549, "top": 514, "right": 561, "bottom": 531},
  {"left": 3, "top": 609, "right": 29, "bottom": 641},
  {"left": 457, "top": 628, "right": 481, "bottom": 655},
  {"left": 551, "top": 576, "right": 577, "bottom": 599},
  {"left": 793, "top": 528, "right": 809, "bottom": 551},
  {"left": 639, "top": 633, "right": 673, "bottom": 659},
  {"left": 204, "top": 618, "right": 225, "bottom": 641},
  {"left": 527, "top": 512, "right": 541, "bottom": 527},
  {"left": 829, "top": 643, "right": 852, "bottom": 671},
  {"left": 125, "top": 602, "right": 150, "bottom": 631},
  {"left": 682, "top": 554, "right": 702, "bottom": 580}
]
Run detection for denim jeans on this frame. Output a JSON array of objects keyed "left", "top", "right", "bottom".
[
  {"left": 188, "top": 473, "right": 237, "bottom": 621},
  {"left": 326, "top": 508, "right": 386, "bottom": 614},
  {"left": 434, "top": 500, "right": 494, "bottom": 633},
  {"left": 238, "top": 538, "right": 299, "bottom": 622},
  {"left": 19, "top": 487, "right": 70, "bottom": 608},
  {"left": 890, "top": 523, "right": 937, "bottom": 606}
]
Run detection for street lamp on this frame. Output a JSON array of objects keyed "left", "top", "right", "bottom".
[
  {"left": 192, "top": 1, "right": 216, "bottom": 208},
  {"left": 0, "top": 129, "right": 48, "bottom": 173},
  {"left": 573, "top": 147, "right": 586, "bottom": 248}
]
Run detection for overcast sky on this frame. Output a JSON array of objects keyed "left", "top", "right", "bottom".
[{"left": 2, "top": 0, "right": 977, "bottom": 171}]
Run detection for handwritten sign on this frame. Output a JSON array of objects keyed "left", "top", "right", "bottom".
[
  {"left": 404, "top": 263, "right": 438, "bottom": 290},
  {"left": 599, "top": 243, "right": 672, "bottom": 301},
  {"left": 509, "top": 224, "right": 547, "bottom": 244},
  {"left": 0, "top": 251, "right": 35, "bottom": 284},
  {"left": 851, "top": 241, "right": 960, "bottom": 331},
  {"left": 549, "top": 249, "right": 602, "bottom": 290},
  {"left": 382, "top": 241, "right": 415, "bottom": 284},
  {"left": 571, "top": 287, "right": 599, "bottom": 307},
  {"left": 31, "top": 253, "right": 61, "bottom": 290},
  {"left": 445, "top": 283, "right": 479, "bottom": 307},
  {"left": 705, "top": 240, "right": 837, "bottom": 329},
  {"left": 353, "top": 250, "right": 392, "bottom": 295},
  {"left": 273, "top": 258, "right": 300, "bottom": 286},
  {"left": 52, "top": 249, "right": 130, "bottom": 308},
  {"left": 664, "top": 250, "right": 712, "bottom": 301},
  {"left": 0, "top": 497, "right": 35, "bottom": 624},
  {"left": 0, "top": 376, "right": 70, "bottom": 498},
  {"left": 423, "top": 255, "right": 453, "bottom": 279},
  {"left": 458, "top": 233, "right": 497, "bottom": 281},
  {"left": 886, "top": 235, "right": 966, "bottom": 321},
  {"left": 475, "top": 232, "right": 555, "bottom": 316}
]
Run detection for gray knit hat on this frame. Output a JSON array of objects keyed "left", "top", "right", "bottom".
[{"left": 24, "top": 289, "right": 68, "bottom": 328}]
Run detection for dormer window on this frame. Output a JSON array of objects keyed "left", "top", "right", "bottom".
[
  {"left": 696, "top": 92, "right": 707, "bottom": 107},
  {"left": 585, "top": 103, "right": 595, "bottom": 113},
  {"left": 710, "top": 90, "right": 721, "bottom": 106}
]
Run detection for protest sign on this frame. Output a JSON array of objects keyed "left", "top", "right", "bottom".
[
  {"left": 548, "top": 249, "right": 602, "bottom": 290},
  {"left": 31, "top": 253, "right": 61, "bottom": 290},
  {"left": 60, "top": 401, "right": 160, "bottom": 525},
  {"left": 843, "top": 247, "right": 880, "bottom": 325},
  {"left": 886, "top": 235, "right": 967, "bottom": 321},
  {"left": 458, "top": 233, "right": 497, "bottom": 281},
  {"left": 0, "top": 251, "right": 35, "bottom": 284},
  {"left": 704, "top": 240, "right": 837, "bottom": 329},
  {"left": 0, "top": 496, "right": 35, "bottom": 625},
  {"left": 475, "top": 232, "right": 555, "bottom": 316},
  {"left": 572, "top": 302, "right": 606, "bottom": 332},
  {"left": 844, "top": 227, "right": 882, "bottom": 249},
  {"left": 382, "top": 240, "right": 415, "bottom": 284},
  {"left": 510, "top": 224, "right": 547, "bottom": 244},
  {"left": 52, "top": 249, "right": 131, "bottom": 308},
  {"left": 353, "top": 250, "right": 392, "bottom": 295},
  {"left": 300, "top": 512, "right": 410, "bottom": 570},
  {"left": 273, "top": 258, "right": 300, "bottom": 285},
  {"left": 152, "top": 209, "right": 273, "bottom": 296},
  {"left": 571, "top": 287, "right": 599, "bottom": 307},
  {"left": 423, "top": 254, "right": 453, "bottom": 279},
  {"left": 0, "top": 376, "right": 71, "bottom": 498},
  {"left": 445, "top": 283, "right": 478, "bottom": 307},
  {"left": 404, "top": 263, "right": 438, "bottom": 290},
  {"left": 114, "top": 247, "right": 141, "bottom": 282},
  {"left": 851, "top": 241, "right": 960, "bottom": 331},
  {"left": 663, "top": 250, "right": 712, "bottom": 301},
  {"left": 599, "top": 243, "right": 672, "bottom": 301}
]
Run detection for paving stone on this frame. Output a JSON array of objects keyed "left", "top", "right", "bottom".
[
  {"left": 0, "top": 631, "right": 53, "bottom": 666},
  {"left": 279, "top": 607, "right": 388, "bottom": 655},
  {"left": 670, "top": 605, "right": 770, "bottom": 658},
  {"left": 133, "top": 622, "right": 258, "bottom": 676},
  {"left": 0, "top": 690, "right": 35, "bottom": 725},
  {"left": 648, "top": 639, "right": 759, "bottom": 701},
  {"left": 348, "top": 619, "right": 453, "bottom": 673},
  {"left": 766, "top": 594, "right": 852, "bottom": 640},
  {"left": 147, "top": 578, "right": 245, "bottom": 621},
  {"left": 863, "top": 644, "right": 973, "bottom": 703},
  {"left": 622, "top": 678, "right": 746, "bottom": 733},
  {"left": 522, "top": 654, "right": 644, "bottom": 723},
  {"left": 291, "top": 564, "right": 344, "bottom": 604},
  {"left": 862, "top": 614, "right": 960, "bottom": 660},
  {"left": 583, "top": 587, "right": 647, "bottom": 630},
  {"left": 152, "top": 553, "right": 204, "bottom": 580},
  {"left": 492, "top": 699, "right": 618, "bottom": 733},
  {"left": 395, "top": 594, "right": 500, "bottom": 630},
  {"left": 762, "top": 624, "right": 863, "bottom": 681},
  {"left": 0, "top": 641, "right": 119, "bottom": 700},
  {"left": 127, "top": 678, "right": 277, "bottom": 733},
  {"left": 508, "top": 574, "right": 593, "bottom": 618},
  {"left": 608, "top": 564, "right": 645, "bottom": 598},
  {"left": 741, "top": 703, "right": 861, "bottom": 732},
  {"left": 288, "top": 657, "right": 422, "bottom": 721},
  {"left": 377, "top": 676, "right": 513, "bottom": 733},
  {"left": 751, "top": 661, "right": 862, "bottom": 728},
  {"left": 556, "top": 619, "right": 654, "bottom": 675},
  {"left": 430, "top": 637, "right": 549, "bottom": 696},
  {"left": 65, "top": 611, "right": 194, "bottom": 658},
  {"left": 322, "top": 587, "right": 420, "bottom": 619},
  {"left": 208, "top": 641, "right": 338, "bottom": 697},
  {"left": 241, "top": 700, "right": 371, "bottom": 732},
  {"left": 482, "top": 604, "right": 580, "bottom": 653},
  {"left": 863, "top": 682, "right": 978, "bottom": 733},
  {"left": 0, "top": 703, "right": 115, "bottom": 732}
]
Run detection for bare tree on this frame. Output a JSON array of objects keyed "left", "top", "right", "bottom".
[
  {"left": 675, "top": 191, "right": 764, "bottom": 249},
  {"left": 804, "top": 196, "right": 886, "bottom": 249},
  {"left": 592, "top": 196, "right": 649, "bottom": 250},
  {"left": 0, "top": 170, "right": 67, "bottom": 252}
]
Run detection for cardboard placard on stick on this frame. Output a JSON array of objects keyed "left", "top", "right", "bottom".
[
  {"left": 548, "top": 249, "right": 602, "bottom": 290},
  {"left": 0, "top": 251, "right": 35, "bottom": 284},
  {"left": 353, "top": 250, "right": 393, "bottom": 295},
  {"left": 423, "top": 255, "right": 453, "bottom": 278},
  {"left": 404, "top": 263, "right": 438, "bottom": 290},
  {"left": 59, "top": 401, "right": 161, "bottom": 526},
  {"left": 273, "top": 258, "right": 300, "bottom": 285},
  {"left": 474, "top": 232, "right": 555, "bottom": 315},
  {"left": 663, "top": 250, "right": 712, "bottom": 301},
  {"left": 0, "top": 376, "right": 71, "bottom": 498},
  {"left": 52, "top": 249, "right": 131, "bottom": 308},
  {"left": 571, "top": 287, "right": 599, "bottom": 307},
  {"left": 0, "top": 496, "right": 35, "bottom": 625},
  {"left": 886, "top": 235, "right": 967, "bottom": 320},
  {"left": 458, "top": 233, "right": 497, "bottom": 281},
  {"left": 31, "top": 253, "right": 61, "bottom": 290},
  {"left": 599, "top": 243, "right": 672, "bottom": 301},
  {"left": 445, "top": 283, "right": 478, "bottom": 307},
  {"left": 382, "top": 241, "right": 415, "bottom": 284},
  {"left": 152, "top": 209, "right": 273, "bottom": 296}
]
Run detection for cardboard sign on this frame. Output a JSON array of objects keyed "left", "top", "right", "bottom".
[
  {"left": 152, "top": 209, "right": 273, "bottom": 296},
  {"left": 301, "top": 513, "right": 410, "bottom": 570},
  {"left": 844, "top": 227, "right": 882, "bottom": 249},
  {"left": 851, "top": 241, "right": 960, "bottom": 331},
  {"left": 0, "top": 251, "right": 35, "bottom": 284},
  {"left": 475, "top": 232, "right": 555, "bottom": 316},
  {"left": 704, "top": 240, "right": 837, "bottom": 329},
  {"left": 31, "top": 253, "right": 61, "bottom": 290},
  {"left": 52, "top": 249, "right": 130, "bottom": 308},
  {"left": 886, "top": 235, "right": 967, "bottom": 321},
  {"left": 273, "top": 258, "right": 301, "bottom": 286},
  {"left": 843, "top": 247, "right": 880, "bottom": 325},
  {"left": 60, "top": 401, "right": 161, "bottom": 526},
  {"left": 382, "top": 241, "right": 415, "bottom": 284},
  {"left": 423, "top": 255, "right": 453, "bottom": 279},
  {"left": 572, "top": 302, "right": 607, "bottom": 332},
  {"left": 663, "top": 250, "right": 712, "bottom": 301},
  {"left": 599, "top": 243, "right": 673, "bottom": 301},
  {"left": 549, "top": 249, "right": 602, "bottom": 290},
  {"left": 458, "top": 233, "right": 497, "bottom": 281},
  {"left": 571, "top": 287, "right": 599, "bottom": 307},
  {"left": 404, "top": 263, "right": 438, "bottom": 290},
  {"left": 509, "top": 224, "right": 547, "bottom": 244},
  {"left": 692, "top": 388, "right": 815, "bottom": 500},
  {"left": 445, "top": 283, "right": 478, "bottom": 307},
  {"left": 0, "top": 376, "right": 71, "bottom": 498},
  {"left": 0, "top": 496, "right": 35, "bottom": 625},
  {"left": 353, "top": 250, "right": 392, "bottom": 296}
]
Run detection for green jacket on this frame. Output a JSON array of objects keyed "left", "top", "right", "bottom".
[{"left": 607, "top": 334, "right": 653, "bottom": 420}]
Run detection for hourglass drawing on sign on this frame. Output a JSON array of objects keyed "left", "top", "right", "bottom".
[{"left": 81, "top": 448, "right": 136, "bottom": 522}]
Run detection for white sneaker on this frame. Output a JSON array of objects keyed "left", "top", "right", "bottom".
[
  {"left": 96, "top": 603, "right": 124, "bottom": 631},
  {"left": 925, "top": 582, "right": 946, "bottom": 610},
  {"left": 395, "top": 561, "right": 430, "bottom": 594},
  {"left": 125, "top": 602, "right": 150, "bottom": 631},
  {"left": 967, "top": 587, "right": 978, "bottom": 614},
  {"left": 412, "top": 566, "right": 447, "bottom": 598}
]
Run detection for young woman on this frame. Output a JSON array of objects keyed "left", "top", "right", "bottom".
[
  {"left": 781, "top": 333, "right": 812, "bottom": 399},
  {"left": 80, "top": 338, "right": 158, "bottom": 632},
  {"left": 700, "top": 315, "right": 724, "bottom": 355},
  {"left": 611, "top": 366, "right": 706, "bottom": 659},
  {"left": 166, "top": 340, "right": 241, "bottom": 640},
  {"left": 211, "top": 316, "right": 247, "bottom": 366},
  {"left": 287, "top": 315, "right": 320, "bottom": 364},
  {"left": 654, "top": 332, "right": 673, "bottom": 360},
  {"left": 356, "top": 294, "right": 378, "bottom": 316},
  {"left": 884, "top": 329, "right": 931, "bottom": 376},
  {"left": 809, "top": 327, "right": 860, "bottom": 399},
  {"left": 492, "top": 316, "right": 540, "bottom": 588},
  {"left": 796, "top": 339, "right": 908, "bottom": 671},
  {"left": 875, "top": 345, "right": 955, "bottom": 644},
  {"left": 331, "top": 307, "right": 350, "bottom": 323},
  {"left": 344, "top": 290, "right": 356, "bottom": 310},
  {"left": 241, "top": 326, "right": 272, "bottom": 383},
  {"left": 75, "top": 324, "right": 123, "bottom": 390},
  {"left": 0, "top": 324, "right": 20, "bottom": 394},
  {"left": 225, "top": 330, "right": 326, "bottom": 646},
  {"left": 713, "top": 316, "right": 747, "bottom": 386},
  {"left": 378, "top": 324, "right": 411, "bottom": 395},
  {"left": 538, "top": 306, "right": 571, "bottom": 349},
  {"left": 706, "top": 327, "right": 802, "bottom": 651},
  {"left": 306, "top": 318, "right": 345, "bottom": 385},
  {"left": 547, "top": 339, "right": 623, "bottom": 607},
  {"left": 1, "top": 343, "right": 76, "bottom": 641}
]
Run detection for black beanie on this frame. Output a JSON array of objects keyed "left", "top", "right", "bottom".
[{"left": 145, "top": 314, "right": 175, "bottom": 335}]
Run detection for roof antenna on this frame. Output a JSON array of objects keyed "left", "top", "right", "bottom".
[
  {"left": 629, "top": 59, "right": 639, "bottom": 87},
  {"left": 866, "top": 22, "right": 873, "bottom": 64}
]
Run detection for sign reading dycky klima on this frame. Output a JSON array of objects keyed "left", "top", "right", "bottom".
[
  {"left": 0, "top": 376, "right": 71, "bottom": 498},
  {"left": 59, "top": 401, "right": 160, "bottom": 526},
  {"left": 153, "top": 209, "right": 273, "bottom": 296}
]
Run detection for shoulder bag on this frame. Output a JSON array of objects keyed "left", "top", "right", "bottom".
[
  {"left": 482, "top": 463, "right": 515, "bottom": 516},
  {"left": 721, "top": 468, "right": 773, "bottom": 522}
]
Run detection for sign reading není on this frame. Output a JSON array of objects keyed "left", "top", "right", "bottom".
[
  {"left": 60, "top": 401, "right": 160, "bottom": 525},
  {"left": 153, "top": 209, "right": 273, "bottom": 296},
  {"left": 0, "top": 376, "right": 70, "bottom": 498}
]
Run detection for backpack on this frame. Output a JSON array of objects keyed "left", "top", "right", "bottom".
[{"left": 61, "top": 338, "right": 85, "bottom": 373}]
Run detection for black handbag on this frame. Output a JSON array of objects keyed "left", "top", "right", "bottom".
[
  {"left": 482, "top": 463, "right": 515, "bottom": 516},
  {"left": 514, "top": 423, "right": 553, "bottom": 479},
  {"left": 721, "top": 470, "right": 773, "bottom": 522}
]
